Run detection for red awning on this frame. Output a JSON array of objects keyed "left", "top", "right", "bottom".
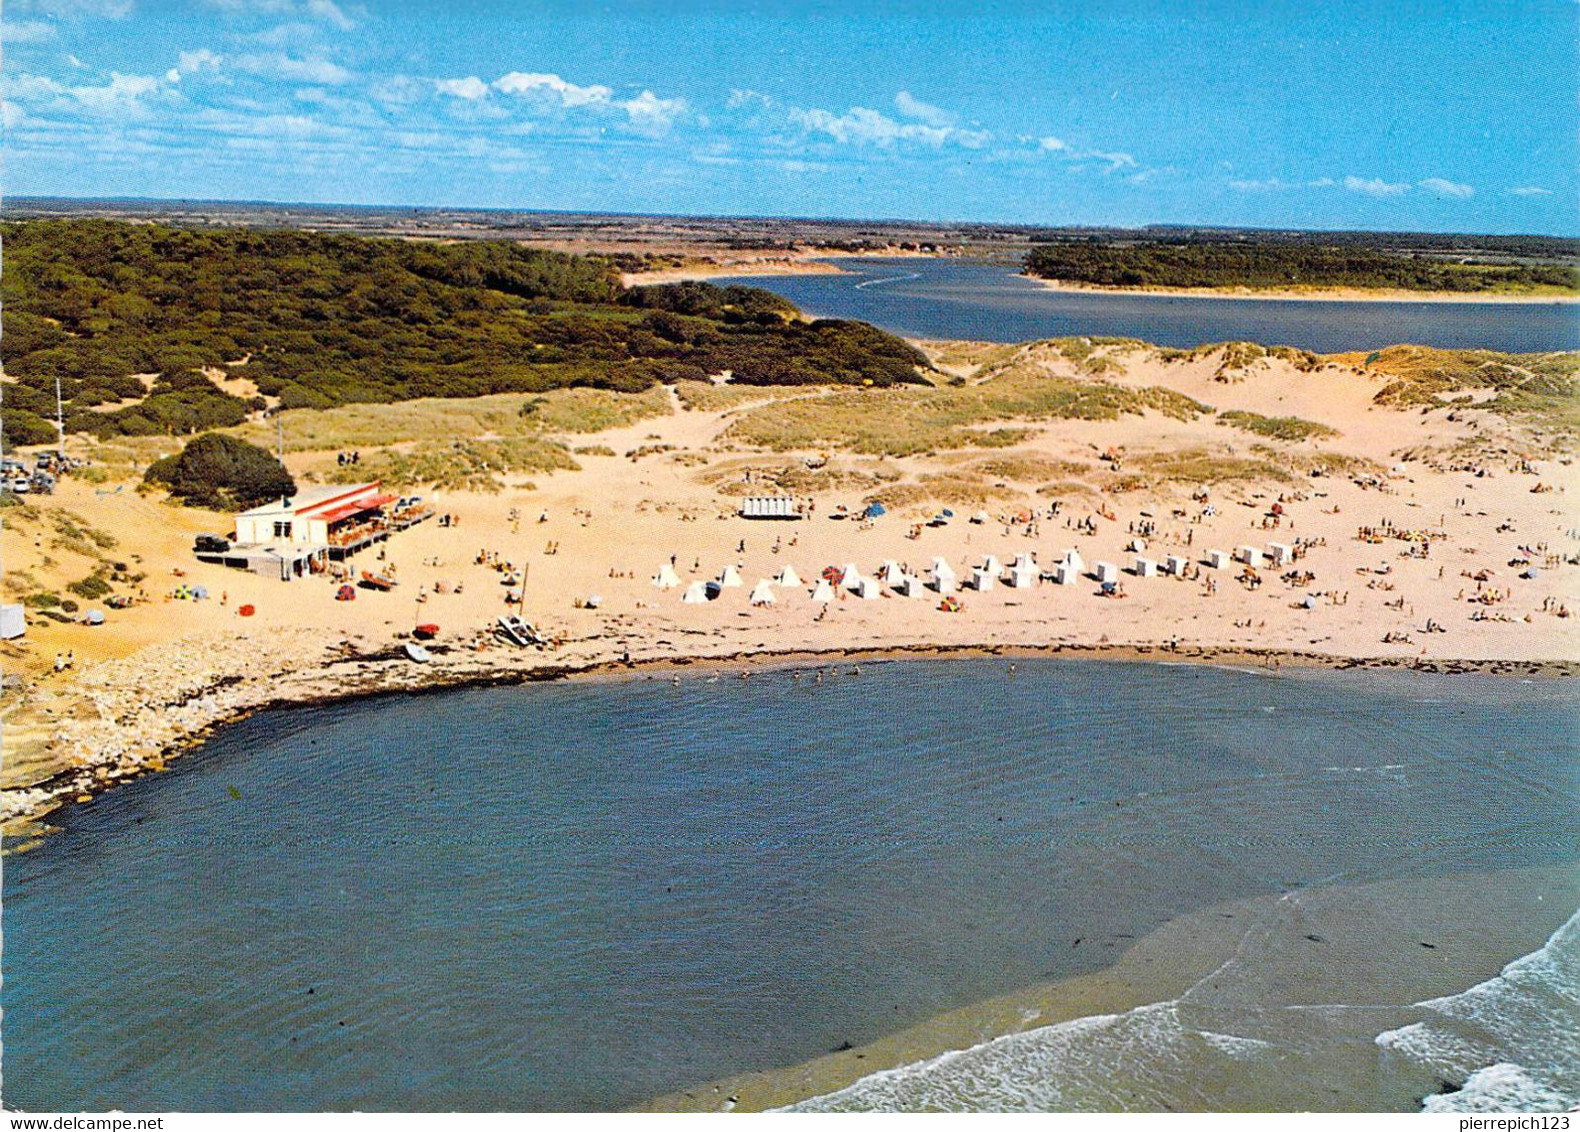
[{"left": 310, "top": 493, "right": 399, "bottom": 524}]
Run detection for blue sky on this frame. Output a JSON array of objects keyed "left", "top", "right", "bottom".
[{"left": 3, "top": 0, "right": 1575, "bottom": 233}]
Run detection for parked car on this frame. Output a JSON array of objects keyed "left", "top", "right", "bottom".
[{"left": 194, "top": 533, "right": 231, "bottom": 554}]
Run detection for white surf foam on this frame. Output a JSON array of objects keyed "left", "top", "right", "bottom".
[{"left": 1377, "top": 907, "right": 1579, "bottom": 1113}]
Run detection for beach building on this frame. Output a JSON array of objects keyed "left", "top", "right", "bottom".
[
  {"left": 653, "top": 562, "right": 682, "bottom": 589},
  {"left": 1205, "top": 549, "right": 1231, "bottom": 569},
  {"left": 0, "top": 603, "right": 25, "bottom": 640},
  {"left": 1134, "top": 556, "right": 1158, "bottom": 578},
  {"left": 1267, "top": 542, "right": 1295, "bottom": 567},
  {"left": 1235, "top": 546, "right": 1264, "bottom": 568},
  {"left": 1165, "top": 554, "right": 1190, "bottom": 576},
  {"left": 1095, "top": 561, "right": 1119, "bottom": 584},
  {"left": 740, "top": 496, "right": 803, "bottom": 520},
  {"left": 221, "top": 482, "right": 417, "bottom": 580}
]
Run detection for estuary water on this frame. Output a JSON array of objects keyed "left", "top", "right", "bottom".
[
  {"left": 3, "top": 660, "right": 1576, "bottom": 1111},
  {"left": 718, "top": 257, "right": 1579, "bottom": 353}
]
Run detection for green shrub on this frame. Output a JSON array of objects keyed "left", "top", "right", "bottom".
[{"left": 145, "top": 432, "right": 295, "bottom": 509}]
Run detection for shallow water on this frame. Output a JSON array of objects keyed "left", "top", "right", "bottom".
[
  {"left": 3, "top": 660, "right": 1576, "bottom": 1111},
  {"left": 718, "top": 257, "right": 1580, "bottom": 352}
]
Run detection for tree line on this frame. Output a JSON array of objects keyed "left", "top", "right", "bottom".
[
  {"left": 1024, "top": 240, "right": 1578, "bottom": 293},
  {"left": 0, "top": 220, "right": 930, "bottom": 445}
]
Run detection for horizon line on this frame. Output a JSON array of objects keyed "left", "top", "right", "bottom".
[{"left": 5, "top": 194, "right": 1576, "bottom": 244}]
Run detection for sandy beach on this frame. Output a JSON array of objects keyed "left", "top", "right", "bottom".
[
  {"left": 1025, "top": 276, "right": 1580, "bottom": 305},
  {"left": 3, "top": 338, "right": 1576, "bottom": 841}
]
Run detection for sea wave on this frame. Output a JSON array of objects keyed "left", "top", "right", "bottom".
[
  {"left": 1378, "top": 907, "right": 1579, "bottom": 1113},
  {"left": 785, "top": 906, "right": 1580, "bottom": 1113}
]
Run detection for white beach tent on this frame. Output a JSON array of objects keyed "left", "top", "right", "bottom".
[
  {"left": 1267, "top": 542, "right": 1294, "bottom": 567},
  {"left": 852, "top": 575, "right": 882, "bottom": 600},
  {"left": 981, "top": 554, "right": 1002, "bottom": 576},
  {"left": 972, "top": 566, "right": 996, "bottom": 592},
  {"left": 895, "top": 573, "right": 924, "bottom": 597},
  {"left": 1012, "top": 552, "right": 1035, "bottom": 571},
  {"left": 776, "top": 565, "right": 802, "bottom": 588},
  {"left": 1205, "top": 549, "right": 1231, "bottom": 569},
  {"left": 1006, "top": 564, "right": 1036, "bottom": 589},
  {"left": 1165, "top": 554, "right": 1190, "bottom": 576},
  {"left": 1095, "top": 561, "right": 1120, "bottom": 584},
  {"left": 1053, "top": 562, "right": 1078, "bottom": 585},
  {"left": 1134, "top": 556, "right": 1158, "bottom": 578},
  {"left": 1235, "top": 546, "right": 1264, "bottom": 568},
  {"left": 719, "top": 564, "right": 745, "bottom": 588},
  {"left": 749, "top": 580, "right": 777, "bottom": 606},
  {"left": 1061, "top": 549, "right": 1085, "bottom": 576},
  {"left": 811, "top": 578, "right": 836, "bottom": 603},
  {"left": 653, "top": 562, "right": 682, "bottom": 589},
  {"left": 681, "top": 581, "right": 709, "bottom": 604},
  {"left": 840, "top": 562, "right": 864, "bottom": 588},
  {"left": 878, "top": 559, "right": 902, "bottom": 582},
  {"left": 1128, "top": 538, "right": 1148, "bottom": 553},
  {"left": 931, "top": 558, "right": 957, "bottom": 594}
]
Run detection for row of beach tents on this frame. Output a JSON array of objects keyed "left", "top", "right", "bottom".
[{"left": 655, "top": 539, "right": 1301, "bottom": 607}]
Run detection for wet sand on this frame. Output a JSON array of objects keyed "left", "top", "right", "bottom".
[{"left": 635, "top": 865, "right": 1580, "bottom": 1112}]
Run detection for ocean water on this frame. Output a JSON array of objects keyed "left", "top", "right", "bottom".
[
  {"left": 787, "top": 894, "right": 1580, "bottom": 1113},
  {"left": 3, "top": 660, "right": 1576, "bottom": 1111},
  {"left": 717, "top": 257, "right": 1580, "bottom": 353}
]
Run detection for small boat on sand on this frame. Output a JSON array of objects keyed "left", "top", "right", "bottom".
[
  {"left": 360, "top": 570, "right": 397, "bottom": 591},
  {"left": 403, "top": 642, "right": 431, "bottom": 663},
  {"left": 496, "top": 615, "right": 545, "bottom": 647}
]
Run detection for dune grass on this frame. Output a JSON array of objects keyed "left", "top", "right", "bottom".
[
  {"left": 1217, "top": 410, "right": 1340, "bottom": 441},
  {"left": 724, "top": 363, "right": 1210, "bottom": 457},
  {"left": 232, "top": 386, "right": 672, "bottom": 455}
]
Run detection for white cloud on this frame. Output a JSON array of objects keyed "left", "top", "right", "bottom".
[
  {"left": 1344, "top": 175, "right": 1410, "bottom": 197},
  {"left": 304, "top": 0, "right": 353, "bottom": 30},
  {"left": 1037, "top": 135, "right": 1066, "bottom": 152},
  {"left": 493, "top": 71, "right": 612, "bottom": 108},
  {"left": 435, "top": 76, "right": 490, "bottom": 100},
  {"left": 167, "top": 48, "right": 224, "bottom": 83},
  {"left": 1087, "top": 149, "right": 1135, "bottom": 172},
  {"left": 1, "top": 19, "right": 59, "bottom": 42},
  {"left": 789, "top": 104, "right": 988, "bottom": 149},
  {"left": 620, "top": 89, "right": 685, "bottom": 132},
  {"left": 1508, "top": 185, "right": 1552, "bottom": 197},
  {"left": 727, "top": 88, "right": 773, "bottom": 110},
  {"left": 1228, "top": 177, "right": 1292, "bottom": 192},
  {"left": 1418, "top": 176, "right": 1473, "bottom": 199},
  {"left": 894, "top": 90, "right": 954, "bottom": 128},
  {"left": 232, "top": 52, "right": 351, "bottom": 84}
]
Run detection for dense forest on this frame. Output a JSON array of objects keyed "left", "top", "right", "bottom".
[
  {"left": 1024, "top": 239, "right": 1579, "bottom": 293},
  {"left": 0, "top": 220, "right": 930, "bottom": 444}
]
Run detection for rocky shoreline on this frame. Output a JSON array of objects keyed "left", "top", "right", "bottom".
[{"left": 5, "top": 625, "right": 1575, "bottom": 843}]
